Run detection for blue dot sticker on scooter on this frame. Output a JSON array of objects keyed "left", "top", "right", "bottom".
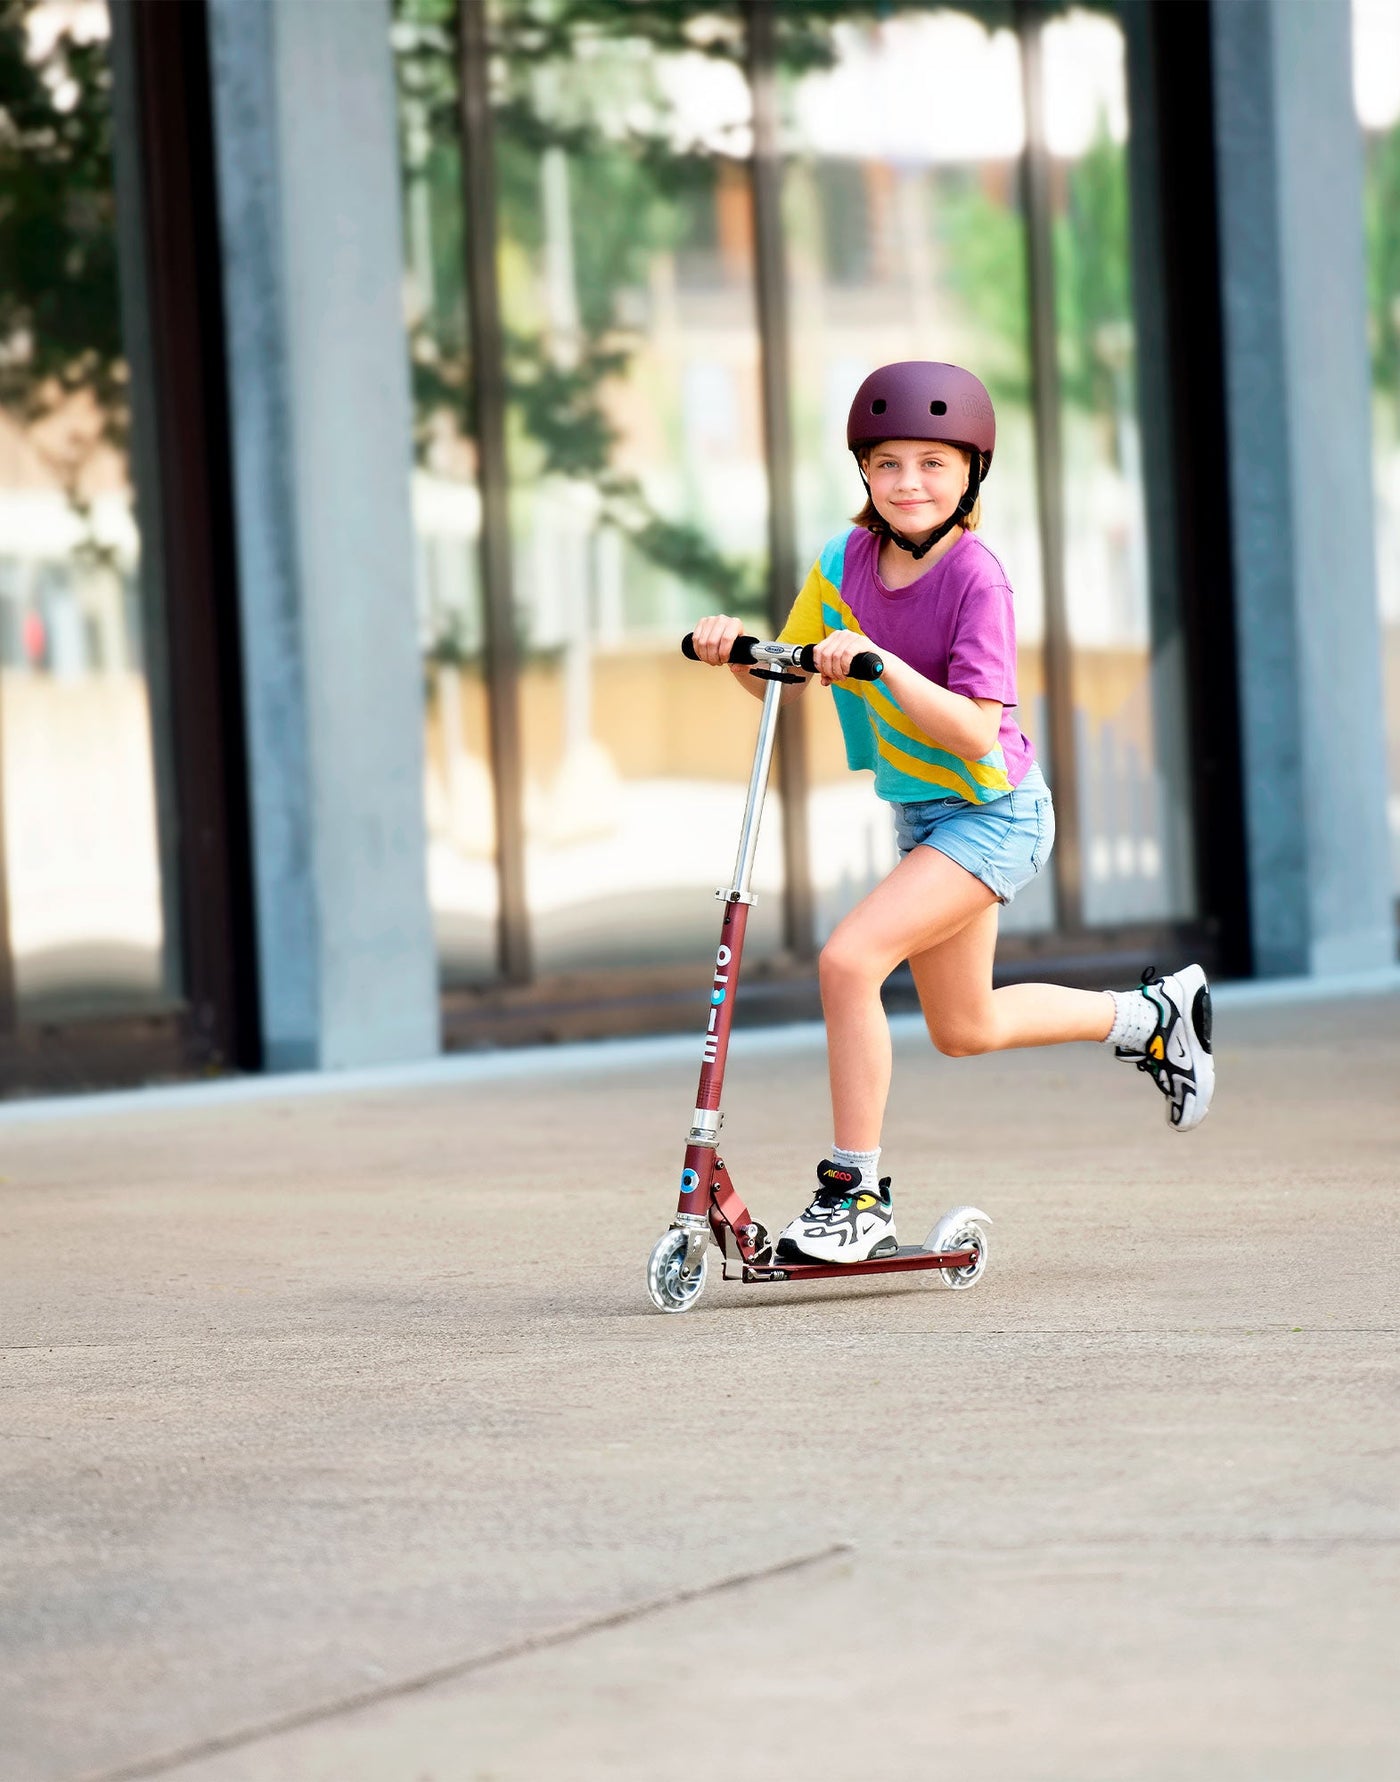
[
  {"left": 711, "top": 988, "right": 725, "bottom": 1005},
  {"left": 680, "top": 1169, "right": 700, "bottom": 1194}
]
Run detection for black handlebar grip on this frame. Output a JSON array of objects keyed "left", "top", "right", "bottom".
[
  {"left": 681, "top": 632, "right": 759, "bottom": 666},
  {"left": 795, "top": 644, "right": 884, "bottom": 682}
]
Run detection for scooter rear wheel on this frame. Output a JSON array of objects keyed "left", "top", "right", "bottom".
[
  {"left": 646, "top": 1227, "right": 709, "bottom": 1313},
  {"left": 924, "top": 1205, "right": 992, "bottom": 1290},
  {"left": 933, "top": 1218, "right": 989, "bottom": 1290}
]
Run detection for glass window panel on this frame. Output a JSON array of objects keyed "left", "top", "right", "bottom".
[
  {"left": 393, "top": 0, "right": 499, "bottom": 985},
  {"left": 1044, "top": 6, "right": 1196, "bottom": 927},
  {"left": 1354, "top": 0, "right": 1400, "bottom": 898},
  {"left": 489, "top": 1, "right": 780, "bottom": 974},
  {"left": 0, "top": 0, "right": 175, "bottom": 1020},
  {"left": 777, "top": 5, "right": 1053, "bottom": 939}
]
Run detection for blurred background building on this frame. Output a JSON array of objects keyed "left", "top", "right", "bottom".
[{"left": 0, "top": 0, "right": 1395, "bottom": 1094}]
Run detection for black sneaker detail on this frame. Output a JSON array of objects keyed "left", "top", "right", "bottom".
[{"left": 1193, "top": 983, "right": 1213, "bottom": 1054}]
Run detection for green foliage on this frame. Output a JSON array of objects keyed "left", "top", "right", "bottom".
[
  {"left": 423, "top": 600, "right": 564, "bottom": 675},
  {"left": 1365, "top": 125, "right": 1400, "bottom": 399},
  {"left": 595, "top": 472, "right": 765, "bottom": 615},
  {"left": 493, "top": 0, "right": 744, "bottom": 66},
  {"left": 505, "top": 334, "right": 631, "bottom": 479},
  {"left": 0, "top": 0, "right": 126, "bottom": 479},
  {"left": 935, "top": 171, "right": 1032, "bottom": 410},
  {"left": 1054, "top": 117, "right": 1133, "bottom": 421}
]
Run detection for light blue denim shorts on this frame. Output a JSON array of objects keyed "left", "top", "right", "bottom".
[{"left": 892, "top": 761, "right": 1055, "bottom": 905}]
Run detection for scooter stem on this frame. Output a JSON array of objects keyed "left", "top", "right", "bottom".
[{"left": 730, "top": 673, "right": 786, "bottom": 903}]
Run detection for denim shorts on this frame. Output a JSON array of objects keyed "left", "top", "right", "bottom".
[{"left": 892, "top": 761, "right": 1056, "bottom": 905}]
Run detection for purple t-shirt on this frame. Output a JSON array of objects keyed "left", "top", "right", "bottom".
[{"left": 781, "top": 526, "right": 1035, "bottom": 803}]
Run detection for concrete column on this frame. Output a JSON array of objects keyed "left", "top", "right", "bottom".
[
  {"left": 1212, "top": 0, "right": 1393, "bottom": 976},
  {"left": 206, "top": 0, "right": 438, "bottom": 1068}
]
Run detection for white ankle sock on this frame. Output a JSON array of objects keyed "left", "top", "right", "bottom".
[
  {"left": 1103, "top": 987, "right": 1158, "bottom": 1051},
  {"left": 831, "top": 1145, "right": 882, "bottom": 1190}
]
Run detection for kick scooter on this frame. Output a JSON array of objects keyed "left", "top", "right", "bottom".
[{"left": 645, "top": 632, "right": 992, "bottom": 1314}]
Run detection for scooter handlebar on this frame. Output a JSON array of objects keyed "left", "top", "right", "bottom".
[
  {"left": 680, "top": 633, "right": 883, "bottom": 682},
  {"left": 793, "top": 642, "right": 883, "bottom": 682},
  {"left": 682, "top": 631, "right": 760, "bottom": 666}
]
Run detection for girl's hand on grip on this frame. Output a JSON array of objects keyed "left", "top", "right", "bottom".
[
  {"left": 691, "top": 613, "right": 745, "bottom": 666},
  {"left": 813, "top": 631, "right": 879, "bottom": 687}
]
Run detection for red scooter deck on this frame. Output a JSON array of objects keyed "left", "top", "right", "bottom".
[{"left": 727, "top": 1244, "right": 979, "bottom": 1284}]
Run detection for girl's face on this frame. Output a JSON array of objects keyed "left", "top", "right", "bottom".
[{"left": 864, "top": 439, "right": 970, "bottom": 538}]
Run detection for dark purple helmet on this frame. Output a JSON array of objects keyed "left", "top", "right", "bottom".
[{"left": 846, "top": 361, "right": 996, "bottom": 476}]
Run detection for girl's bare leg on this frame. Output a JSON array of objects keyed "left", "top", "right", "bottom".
[
  {"left": 819, "top": 847, "right": 998, "bottom": 1151},
  {"left": 823, "top": 844, "right": 1124, "bottom": 1151},
  {"left": 908, "top": 903, "right": 1116, "bottom": 1055}
]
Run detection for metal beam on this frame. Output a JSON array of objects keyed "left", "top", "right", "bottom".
[
  {"left": 1018, "top": 4, "right": 1084, "bottom": 934},
  {"left": 745, "top": 0, "right": 815, "bottom": 960},
  {"left": 457, "top": 0, "right": 531, "bottom": 984}
]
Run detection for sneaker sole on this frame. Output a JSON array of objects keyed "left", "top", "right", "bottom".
[{"left": 774, "top": 1232, "right": 899, "bottom": 1266}]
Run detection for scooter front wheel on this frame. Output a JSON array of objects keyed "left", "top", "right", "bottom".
[{"left": 646, "top": 1227, "right": 709, "bottom": 1314}]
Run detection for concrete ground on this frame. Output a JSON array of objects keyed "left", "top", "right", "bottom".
[{"left": 3, "top": 990, "right": 1399, "bottom": 1782}]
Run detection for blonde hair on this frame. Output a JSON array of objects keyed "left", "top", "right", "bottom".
[{"left": 852, "top": 442, "right": 982, "bottom": 534}]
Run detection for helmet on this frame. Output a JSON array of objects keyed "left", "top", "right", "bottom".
[
  {"left": 846, "top": 361, "right": 996, "bottom": 475},
  {"left": 846, "top": 361, "right": 996, "bottom": 559}
]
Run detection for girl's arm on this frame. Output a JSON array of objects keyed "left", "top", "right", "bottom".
[{"left": 811, "top": 634, "right": 1000, "bottom": 759}]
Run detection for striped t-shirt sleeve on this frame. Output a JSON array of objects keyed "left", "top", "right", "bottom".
[{"left": 776, "top": 560, "right": 830, "bottom": 647}]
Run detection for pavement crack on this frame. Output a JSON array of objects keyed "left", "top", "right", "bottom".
[{"left": 77, "top": 1541, "right": 851, "bottom": 1782}]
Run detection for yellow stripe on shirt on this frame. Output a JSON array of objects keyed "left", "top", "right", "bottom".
[
  {"left": 870, "top": 729, "right": 984, "bottom": 801},
  {"left": 863, "top": 681, "right": 1012, "bottom": 793},
  {"left": 775, "top": 564, "right": 835, "bottom": 648}
]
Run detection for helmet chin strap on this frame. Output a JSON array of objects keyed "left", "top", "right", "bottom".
[
  {"left": 860, "top": 453, "right": 982, "bottom": 561},
  {"left": 886, "top": 512, "right": 960, "bottom": 559}
]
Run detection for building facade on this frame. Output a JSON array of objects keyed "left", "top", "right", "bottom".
[{"left": 0, "top": 0, "right": 1395, "bottom": 1094}]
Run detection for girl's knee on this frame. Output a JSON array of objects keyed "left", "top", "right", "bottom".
[
  {"left": 926, "top": 1013, "right": 996, "bottom": 1057},
  {"left": 819, "top": 933, "right": 872, "bottom": 986}
]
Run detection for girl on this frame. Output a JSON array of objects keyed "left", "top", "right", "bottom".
[{"left": 690, "top": 360, "right": 1214, "bottom": 1266}]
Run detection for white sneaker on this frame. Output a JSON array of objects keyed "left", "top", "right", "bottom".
[
  {"left": 1116, "top": 963, "right": 1215, "bottom": 1131},
  {"left": 774, "top": 1160, "right": 898, "bottom": 1264}
]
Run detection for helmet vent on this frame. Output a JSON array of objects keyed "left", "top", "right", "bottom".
[
  {"left": 930, "top": 399, "right": 947, "bottom": 415},
  {"left": 870, "top": 398, "right": 886, "bottom": 414}
]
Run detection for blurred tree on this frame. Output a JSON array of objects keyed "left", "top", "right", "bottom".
[
  {"left": 1055, "top": 117, "right": 1133, "bottom": 423},
  {"left": 1365, "top": 125, "right": 1400, "bottom": 401},
  {"left": 936, "top": 171, "right": 1033, "bottom": 412},
  {"left": 0, "top": 0, "right": 126, "bottom": 518}
]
